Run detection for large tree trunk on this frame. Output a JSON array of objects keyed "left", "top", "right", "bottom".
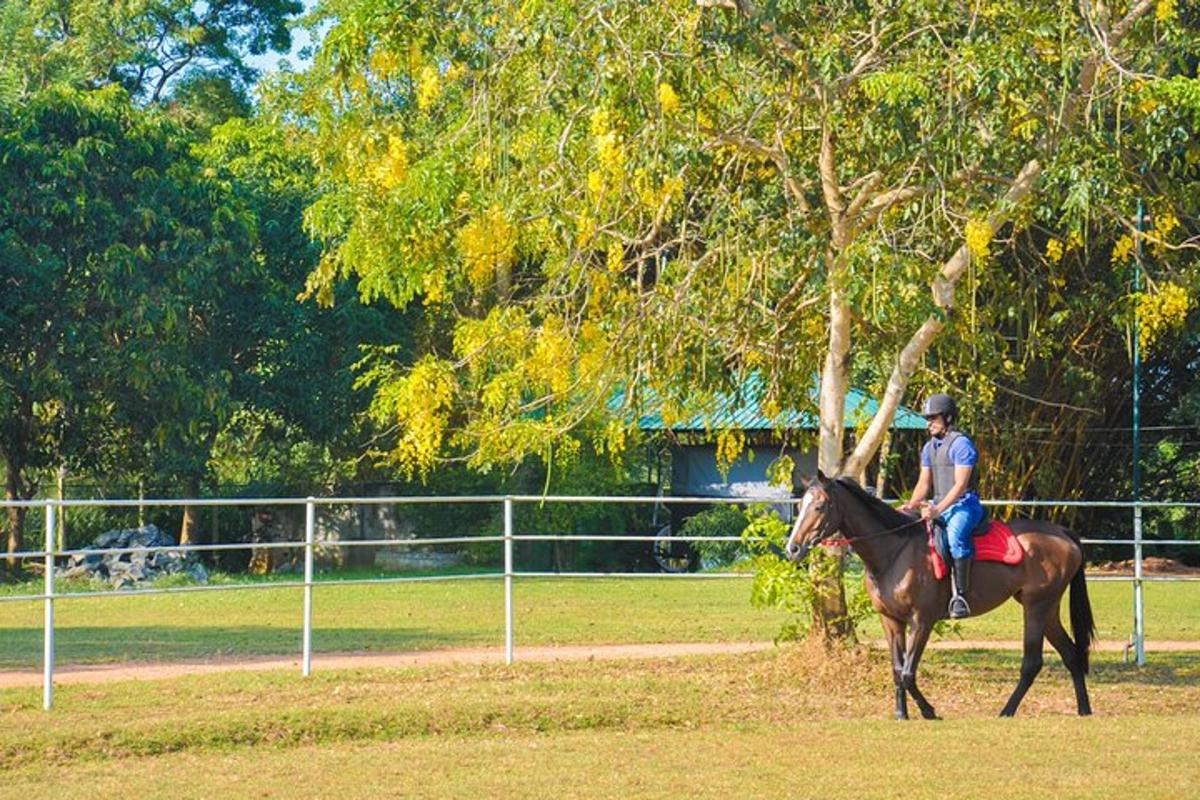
[
  {"left": 179, "top": 472, "right": 204, "bottom": 547},
  {"left": 5, "top": 459, "right": 29, "bottom": 574}
]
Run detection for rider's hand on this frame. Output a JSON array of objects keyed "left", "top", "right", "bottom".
[{"left": 920, "top": 502, "right": 938, "bottom": 521}]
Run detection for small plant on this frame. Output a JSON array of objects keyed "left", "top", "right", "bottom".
[
  {"left": 680, "top": 505, "right": 749, "bottom": 568},
  {"left": 740, "top": 507, "right": 875, "bottom": 642}
]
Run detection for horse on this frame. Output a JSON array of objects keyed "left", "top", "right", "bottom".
[{"left": 784, "top": 471, "right": 1095, "bottom": 719}]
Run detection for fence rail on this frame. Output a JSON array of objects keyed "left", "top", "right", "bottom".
[{"left": 2, "top": 493, "right": 1196, "bottom": 709}]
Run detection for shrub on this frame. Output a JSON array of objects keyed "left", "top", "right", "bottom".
[
  {"left": 681, "top": 505, "right": 749, "bottom": 568},
  {"left": 739, "top": 507, "right": 875, "bottom": 642}
]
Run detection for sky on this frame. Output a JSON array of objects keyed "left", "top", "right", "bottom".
[{"left": 243, "top": 0, "right": 321, "bottom": 77}]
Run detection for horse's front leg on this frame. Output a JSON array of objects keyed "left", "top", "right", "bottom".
[
  {"left": 901, "top": 619, "right": 939, "bottom": 720},
  {"left": 881, "top": 616, "right": 908, "bottom": 719}
]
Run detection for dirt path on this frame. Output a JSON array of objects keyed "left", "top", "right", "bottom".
[{"left": 2, "top": 638, "right": 1198, "bottom": 689}]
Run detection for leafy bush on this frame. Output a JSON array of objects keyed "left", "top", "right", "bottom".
[
  {"left": 681, "top": 505, "right": 749, "bottom": 568},
  {"left": 739, "top": 508, "right": 875, "bottom": 642}
]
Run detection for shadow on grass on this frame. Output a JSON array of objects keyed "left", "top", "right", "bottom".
[
  {"left": 927, "top": 648, "right": 1200, "bottom": 686},
  {"left": 0, "top": 626, "right": 501, "bottom": 669}
]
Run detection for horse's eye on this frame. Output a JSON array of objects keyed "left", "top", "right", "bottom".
[{"left": 814, "top": 502, "right": 828, "bottom": 513}]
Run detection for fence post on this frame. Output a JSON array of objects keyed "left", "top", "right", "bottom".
[
  {"left": 1133, "top": 501, "right": 1145, "bottom": 666},
  {"left": 302, "top": 498, "right": 315, "bottom": 677},
  {"left": 43, "top": 501, "right": 56, "bottom": 711},
  {"left": 504, "top": 496, "right": 514, "bottom": 665}
]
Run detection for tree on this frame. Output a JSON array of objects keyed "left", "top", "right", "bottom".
[
  {"left": 0, "top": 85, "right": 255, "bottom": 563},
  {"left": 296, "top": 2, "right": 1196, "bottom": 632},
  {"left": 0, "top": 0, "right": 301, "bottom": 102},
  {"left": 192, "top": 106, "right": 423, "bottom": 504}
]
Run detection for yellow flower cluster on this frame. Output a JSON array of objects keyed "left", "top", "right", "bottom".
[
  {"left": 964, "top": 218, "right": 993, "bottom": 259},
  {"left": 606, "top": 242, "right": 624, "bottom": 273},
  {"left": 453, "top": 307, "right": 532, "bottom": 367},
  {"left": 528, "top": 317, "right": 573, "bottom": 395},
  {"left": 1044, "top": 238, "right": 1064, "bottom": 264},
  {"left": 715, "top": 429, "right": 747, "bottom": 475},
  {"left": 369, "top": 48, "right": 399, "bottom": 79},
  {"left": 458, "top": 205, "right": 518, "bottom": 290},
  {"left": 766, "top": 455, "right": 795, "bottom": 490},
  {"left": 634, "top": 169, "right": 684, "bottom": 213},
  {"left": 1157, "top": 0, "right": 1177, "bottom": 23},
  {"left": 372, "top": 134, "right": 409, "bottom": 189},
  {"left": 384, "top": 358, "right": 458, "bottom": 479},
  {"left": 658, "top": 82, "right": 680, "bottom": 115},
  {"left": 417, "top": 65, "right": 441, "bottom": 110},
  {"left": 596, "top": 131, "right": 624, "bottom": 174},
  {"left": 1152, "top": 210, "right": 1179, "bottom": 255},
  {"left": 575, "top": 212, "right": 596, "bottom": 247},
  {"left": 588, "top": 107, "right": 625, "bottom": 197},
  {"left": 1112, "top": 234, "right": 1136, "bottom": 265},
  {"left": 1136, "top": 282, "right": 1191, "bottom": 351}
]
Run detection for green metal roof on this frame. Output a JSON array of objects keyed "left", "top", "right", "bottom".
[{"left": 611, "top": 374, "right": 926, "bottom": 432}]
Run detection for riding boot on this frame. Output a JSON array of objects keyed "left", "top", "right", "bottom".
[{"left": 949, "top": 557, "right": 972, "bottom": 619}]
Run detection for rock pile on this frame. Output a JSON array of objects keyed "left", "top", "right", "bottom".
[{"left": 60, "top": 525, "right": 209, "bottom": 588}]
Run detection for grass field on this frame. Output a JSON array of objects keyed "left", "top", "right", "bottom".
[
  {"left": 2, "top": 645, "right": 1198, "bottom": 798},
  {"left": 0, "top": 573, "right": 1197, "bottom": 668}
]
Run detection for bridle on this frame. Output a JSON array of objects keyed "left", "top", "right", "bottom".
[
  {"left": 819, "top": 516, "right": 927, "bottom": 548},
  {"left": 788, "top": 485, "right": 926, "bottom": 556}
]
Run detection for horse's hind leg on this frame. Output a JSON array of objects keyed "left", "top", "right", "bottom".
[
  {"left": 1045, "top": 613, "right": 1092, "bottom": 716},
  {"left": 1000, "top": 602, "right": 1048, "bottom": 717}
]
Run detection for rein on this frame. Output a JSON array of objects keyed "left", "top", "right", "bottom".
[{"left": 820, "top": 517, "right": 928, "bottom": 549}]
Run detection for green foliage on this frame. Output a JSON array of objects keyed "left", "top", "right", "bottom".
[
  {"left": 0, "top": 84, "right": 251, "bottom": 549},
  {"left": 741, "top": 509, "right": 874, "bottom": 642},
  {"left": 287, "top": 0, "right": 1200, "bottom": 486},
  {"left": 0, "top": 0, "right": 301, "bottom": 102},
  {"left": 681, "top": 505, "right": 749, "bottom": 568}
]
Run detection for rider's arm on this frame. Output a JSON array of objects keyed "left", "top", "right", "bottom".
[
  {"left": 901, "top": 467, "right": 932, "bottom": 511},
  {"left": 932, "top": 465, "right": 974, "bottom": 516}
]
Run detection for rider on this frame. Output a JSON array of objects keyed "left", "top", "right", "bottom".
[{"left": 899, "top": 393, "right": 984, "bottom": 619}]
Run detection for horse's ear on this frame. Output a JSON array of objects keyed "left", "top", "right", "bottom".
[{"left": 816, "top": 468, "right": 829, "bottom": 484}]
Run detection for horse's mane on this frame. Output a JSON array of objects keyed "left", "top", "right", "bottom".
[{"left": 831, "top": 477, "right": 924, "bottom": 536}]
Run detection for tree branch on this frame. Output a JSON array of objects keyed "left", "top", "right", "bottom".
[
  {"left": 819, "top": 122, "right": 846, "bottom": 245},
  {"left": 839, "top": 159, "right": 1042, "bottom": 477}
]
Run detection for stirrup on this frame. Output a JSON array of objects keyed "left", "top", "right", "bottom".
[{"left": 948, "top": 594, "right": 971, "bottom": 619}]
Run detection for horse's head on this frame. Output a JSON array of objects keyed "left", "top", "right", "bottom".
[{"left": 784, "top": 470, "right": 843, "bottom": 562}]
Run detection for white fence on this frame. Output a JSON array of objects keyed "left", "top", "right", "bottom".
[{"left": 2, "top": 494, "right": 1198, "bottom": 710}]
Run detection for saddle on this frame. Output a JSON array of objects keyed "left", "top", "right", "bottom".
[{"left": 928, "top": 514, "right": 1025, "bottom": 580}]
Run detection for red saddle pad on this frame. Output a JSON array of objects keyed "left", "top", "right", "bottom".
[{"left": 929, "top": 520, "right": 1025, "bottom": 579}]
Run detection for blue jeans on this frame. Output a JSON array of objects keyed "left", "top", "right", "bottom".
[{"left": 941, "top": 495, "right": 985, "bottom": 559}]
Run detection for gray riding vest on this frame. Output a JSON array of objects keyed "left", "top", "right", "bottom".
[{"left": 930, "top": 430, "right": 979, "bottom": 505}]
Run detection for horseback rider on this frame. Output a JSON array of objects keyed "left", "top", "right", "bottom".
[{"left": 899, "top": 393, "right": 984, "bottom": 619}]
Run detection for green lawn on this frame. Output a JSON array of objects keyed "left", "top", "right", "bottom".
[
  {"left": 2, "top": 647, "right": 1198, "bottom": 798},
  {"left": 0, "top": 573, "right": 1196, "bottom": 668}
]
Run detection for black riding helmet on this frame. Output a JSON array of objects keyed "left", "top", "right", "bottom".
[{"left": 921, "top": 393, "right": 957, "bottom": 424}]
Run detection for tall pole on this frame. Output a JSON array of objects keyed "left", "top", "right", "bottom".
[
  {"left": 302, "top": 499, "right": 315, "bottom": 677},
  {"left": 1132, "top": 197, "right": 1145, "bottom": 666},
  {"left": 43, "top": 502, "right": 56, "bottom": 711},
  {"left": 504, "top": 496, "right": 514, "bottom": 665}
]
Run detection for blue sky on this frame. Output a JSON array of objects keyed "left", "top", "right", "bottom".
[{"left": 243, "top": 1, "right": 321, "bottom": 76}]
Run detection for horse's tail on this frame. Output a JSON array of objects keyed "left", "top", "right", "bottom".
[{"left": 1064, "top": 528, "right": 1096, "bottom": 674}]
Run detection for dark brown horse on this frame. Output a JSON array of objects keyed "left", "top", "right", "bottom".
[{"left": 784, "top": 471, "right": 1095, "bottom": 719}]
